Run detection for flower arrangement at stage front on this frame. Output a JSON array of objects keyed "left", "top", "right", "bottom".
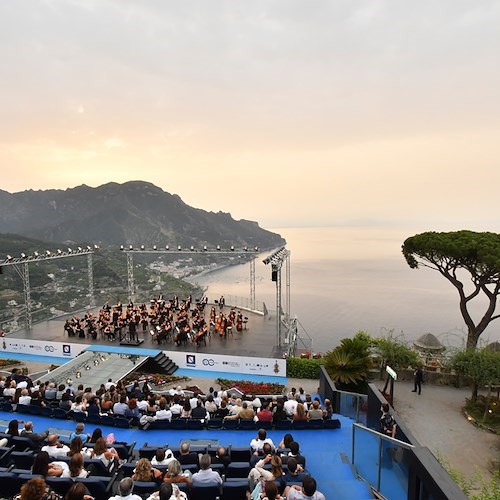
[{"left": 216, "top": 378, "right": 285, "bottom": 396}]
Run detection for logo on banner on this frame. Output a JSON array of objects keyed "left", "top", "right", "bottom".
[
  {"left": 63, "top": 345, "right": 71, "bottom": 356},
  {"left": 186, "top": 355, "right": 196, "bottom": 366},
  {"left": 202, "top": 358, "right": 215, "bottom": 367},
  {"left": 44, "top": 346, "right": 55, "bottom": 352}
]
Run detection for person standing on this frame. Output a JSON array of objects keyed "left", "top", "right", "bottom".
[{"left": 412, "top": 367, "right": 423, "bottom": 395}]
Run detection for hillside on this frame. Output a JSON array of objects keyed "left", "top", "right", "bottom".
[{"left": 0, "top": 181, "right": 285, "bottom": 249}]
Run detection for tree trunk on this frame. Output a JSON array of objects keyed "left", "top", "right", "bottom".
[{"left": 471, "top": 382, "right": 479, "bottom": 402}]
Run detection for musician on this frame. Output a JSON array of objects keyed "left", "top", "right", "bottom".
[
  {"left": 236, "top": 311, "right": 243, "bottom": 332},
  {"left": 219, "top": 295, "right": 225, "bottom": 310},
  {"left": 128, "top": 318, "right": 138, "bottom": 343}
]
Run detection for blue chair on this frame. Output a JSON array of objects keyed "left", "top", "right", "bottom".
[
  {"left": 132, "top": 480, "right": 157, "bottom": 497},
  {"left": 275, "top": 420, "right": 292, "bottom": 430},
  {"left": 187, "top": 419, "right": 204, "bottom": 430},
  {"left": 150, "top": 419, "right": 171, "bottom": 430},
  {"left": 0, "top": 402, "right": 13, "bottom": 412},
  {"left": 46, "top": 477, "right": 74, "bottom": 497},
  {"left": 11, "top": 436, "right": 37, "bottom": 451},
  {"left": 170, "top": 419, "right": 187, "bottom": 430},
  {"left": 222, "top": 419, "right": 239, "bottom": 430},
  {"left": 114, "top": 416, "right": 131, "bottom": 429},
  {"left": 307, "top": 419, "right": 324, "bottom": 429},
  {"left": 206, "top": 418, "right": 223, "bottom": 430},
  {"left": 0, "top": 472, "right": 22, "bottom": 498},
  {"left": 229, "top": 446, "right": 251, "bottom": 462},
  {"left": 190, "top": 485, "right": 221, "bottom": 500},
  {"left": 53, "top": 408, "right": 69, "bottom": 419},
  {"left": 38, "top": 406, "right": 55, "bottom": 418},
  {"left": 238, "top": 419, "right": 256, "bottom": 430},
  {"left": 77, "top": 475, "right": 115, "bottom": 500},
  {"left": 86, "top": 413, "right": 103, "bottom": 425},
  {"left": 11, "top": 450, "right": 36, "bottom": 469},
  {"left": 227, "top": 462, "right": 251, "bottom": 479},
  {"left": 324, "top": 418, "right": 341, "bottom": 429},
  {"left": 222, "top": 479, "right": 249, "bottom": 499},
  {"left": 292, "top": 420, "right": 308, "bottom": 430}
]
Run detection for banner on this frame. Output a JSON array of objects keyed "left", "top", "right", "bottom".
[
  {"left": 0, "top": 338, "right": 87, "bottom": 359},
  {"left": 165, "top": 350, "right": 286, "bottom": 377}
]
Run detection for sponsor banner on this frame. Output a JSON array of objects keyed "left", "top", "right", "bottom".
[
  {"left": 166, "top": 350, "right": 286, "bottom": 377},
  {"left": 0, "top": 338, "right": 87, "bottom": 359}
]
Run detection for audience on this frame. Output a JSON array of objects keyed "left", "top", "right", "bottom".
[{"left": 191, "top": 453, "right": 223, "bottom": 487}]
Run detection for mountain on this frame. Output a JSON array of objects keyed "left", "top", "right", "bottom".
[{"left": 0, "top": 181, "right": 285, "bottom": 249}]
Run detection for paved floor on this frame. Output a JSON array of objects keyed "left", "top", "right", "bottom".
[{"left": 386, "top": 380, "right": 499, "bottom": 481}]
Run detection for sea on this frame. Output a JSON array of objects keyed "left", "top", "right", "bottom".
[{"left": 189, "top": 226, "right": 499, "bottom": 354}]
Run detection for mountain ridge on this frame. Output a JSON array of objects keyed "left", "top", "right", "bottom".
[{"left": 0, "top": 181, "right": 285, "bottom": 249}]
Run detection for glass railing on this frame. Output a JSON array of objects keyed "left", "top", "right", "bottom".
[
  {"left": 352, "top": 423, "right": 414, "bottom": 500},
  {"left": 213, "top": 295, "right": 266, "bottom": 314},
  {"left": 338, "top": 390, "right": 368, "bottom": 425}
]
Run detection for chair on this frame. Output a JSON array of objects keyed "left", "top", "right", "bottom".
[
  {"left": 222, "top": 479, "right": 249, "bottom": 499},
  {"left": 73, "top": 411, "right": 87, "bottom": 423},
  {"left": 100, "top": 414, "right": 117, "bottom": 428},
  {"left": 53, "top": 408, "right": 69, "bottom": 419},
  {"left": 11, "top": 436, "right": 37, "bottom": 451},
  {"left": 227, "top": 462, "right": 251, "bottom": 479},
  {"left": 238, "top": 419, "right": 256, "bottom": 430},
  {"left": 0, "top": 472, "right": 22, "bottom": 499},
  {"left": 113, "top": 441, "right": 136, "bottom": 460},
  {"left": 190, "top": 485, "right": 221, "bottom": 500},
  {"left": 229, "top": 446, "right": 251, "bottom": 463},
  {"left": 206, "top": 418, "right": 223, "bottom": 430},
  {"left": 186, "top": 419, "right": 204, "bottom": 430},
  {"left": 150, "top": 419, "right": 171, "bottom": 430},
  {"left": 222, "top": 419, "right": 239, "bottom": 430},
  {"left": 15, "top": 404, "right": 32, "bottom": 415},
  {"left": 275, "top": 420, "right": 292, "bottom": 430},
  {"left": 139, "top": 444, "right": 161, "bottom": 460},
  {"left": 11, "top": 450, "right": 36, "bottom": 469},
  {"left": 77, "top": 475, "right": 116, "bottom": 500},
  {"left": 132, "top": 480, "right": 157, "bottom": 497},
  {"left": 307, "top": 419, "right": 324, "bottom": 429},
  {"left": 86, "top": 414, "right": 103, "bottom": 425},
  {"left": 121, "top": 461, "right": 137, "bottom": 477},
  {"left": 46, "top": 477, "right": 74, "bottom": 497},
  {"left": 292, "top": 420, "right": 308, "bottom": 430},
  {"left": 84, "top": 458, "right": 114, "bottom": 476},
  {"left": 170, "top": 419, "right": 187, "bottom": 430},
  {"left": 324, "top": 418, "right": 341, "bottom": 429},
  {"left": 114, "top": 416, "right": 131, "bottom": 429},
  {"left": 0, "top": 445, "right": 14, "bottom": 467},
  {"left": 38, "top": 406, "right": 55, "bottom": 418},
  {"left": 257, "top": 420, "right": 272, "bottom": 430},
  {"left": 0, "top": 402, "right": 13, "bottom": 412}
]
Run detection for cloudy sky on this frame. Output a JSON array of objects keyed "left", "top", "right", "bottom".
[{"left": 1, "top": 1, "right": 499, "bottom": 230}]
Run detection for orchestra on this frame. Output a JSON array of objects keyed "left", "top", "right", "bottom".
[{"left": 63, "top": 293, "right": 249, "bottom": 350}]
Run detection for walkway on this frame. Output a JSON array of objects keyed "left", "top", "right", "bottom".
[{"left": 386, "top": 380, "right": 499, "bottom": 481}]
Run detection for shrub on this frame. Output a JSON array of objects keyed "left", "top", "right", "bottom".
[{"left": 286, "top": 357, "right": 324, "bottom": 379}]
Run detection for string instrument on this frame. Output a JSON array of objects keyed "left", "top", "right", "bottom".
[
  {"left": 236, "top": 312, "right": 243, "bottom": 332},
  {"left": 194, "top": 324, "right": 208, "bottom": 345}
]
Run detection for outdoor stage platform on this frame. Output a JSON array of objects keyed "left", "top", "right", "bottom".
[{"left": 6, "top": 304, "right": 283, "bottom": 360}]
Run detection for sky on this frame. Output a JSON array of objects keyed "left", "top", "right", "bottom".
[{"left": 1, "top": 0, "right": 499, "bottom": 230}]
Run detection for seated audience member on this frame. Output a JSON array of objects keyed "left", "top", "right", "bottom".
[
  {"left": 262, "top": 480, "right": 283, "bottom": 500},
  {"left": 151, "top": 448, "right": 175, "bottom": 466},
  {"left": 191, "top": 453, "right": 222, "bottom": 487},
  {"left": 109, "top": 478, "right": 142, "bottom": 500},
  {"left": 256, "top": 402, "right": 273, "bottom": 422},
  {"left": 281, "top": 441, "right": 306, "bottom": 468},
  {"left": 177, "top": 442, "right": 198, "bottom": 466},
  {"left": 42, "top": 434, "right": 70, "bottom": 457},
  {"left": 61, "top": 452, "right": 89, "bottom": 478},
  {"left": 323, "top": 399, "right": 334, "bottom": 419},
  {"left": 214, "top": 400, "right": 230, "bottom": 419},
  {"left": 248, "top": 454, "right": 284, "bottom": 492},
  {"left": 250, "top": 428, "right": 276, "bottom": 455},
  {"left": 155, "top": 400, "right": 172, "bottom": 421},
  {"left": 67, "top": 436, "right": 92, "bottom": 459},
  {"left": 69, "top": 423, "right": 91, "bottom": 444},
  {"left": 283, "top": 395, "right": 298, "bottom": 417},
  {"left": 21, "top": 420, "right": 49, "bottom": 447},
  {"left": 63, "top": 482, "right": 94, "bottom": 500},
  {"left": 32, "top": 450, "right": 68, "bottom": 477},
  {"left": 45, "top": 382, "right": 58, "bottom": 401},
  {"left": 250, "top": 442, "right": 273, "bottom": 467},
  {"left": 191, "top": 399, "right": 208, "bottom": 420},
  {"left": 14, "top": 477, "right": 60, "bottom": 500},
  {"left": 113, "top": 395, "right": 129, "bottom": 416},
  {"left": 293, "top": 403, "right": 308, "bottom": 421},
  {"left": 225, "top": 400, "right": 255, "bottom": 421},
  {"left": 282, "top": 457, "right": 308, "bottom": 484},
  {"left": 284, "top": 476, "right": 326, "bottom": 500},
  {"left": 146, "top": 482, "right": 186, "bottom": 500},
  {"left": 70, "top": 395, "right": 87, "bottom": 415},
  {"left": 212, "top": 445, "right": 231, "bottom": 470},
  {"left": 272, "top": 402, "right": 288, "bottom": 424},
  {"left": 90, "top": 437, "right": 120, "bottom": 469},
  {"left": 307, "top": 401, "right": 324, "bottom": 420},
  {"left": 277, "top": 433, "right": 294, "bottom": 451},
  {"left": 204, "top": 395, "right": 217, "bottom": 415},
  {"left": 59, "top": 392, "right": 72, "bottom": 411},
  {"left": 124, "top": 398, "right": 141, "bottom": 418},
  {"left": 163, "top": 459, "right": 192, "bottom": 487},
  {"left": 132, "top": 457, "right": 163, "bottom": 483},
  {"left": 18, "top": 388, "right": 32, "bottom": 406}
]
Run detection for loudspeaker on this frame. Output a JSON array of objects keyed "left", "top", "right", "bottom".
[{"left": 271, "top": 270, "right": 278, "bottom": 282}]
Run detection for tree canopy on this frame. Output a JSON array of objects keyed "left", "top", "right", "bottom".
[{"left": 402, "top": 231, "right": 500, "bottom": 348}]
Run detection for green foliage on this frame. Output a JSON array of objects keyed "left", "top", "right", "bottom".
[
  {"left": 286, "top": 357, "right": 324, "bottom": 379},
  {"left": 323, "top": 331, "right": 371, "bottom": 390},
  {"left": 402, "top": 231, "right": 500, "bottom": 348},
  {"left": 371, "top": 330, "right": 420, "bottom": 370}
]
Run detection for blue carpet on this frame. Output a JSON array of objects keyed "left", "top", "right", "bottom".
[
  {"left": 0, "top": 352, "right": 72, "bottom": 365},
  {"left": 86, "top": 345, "right": 162, "bottom": 356},
  {"left": 174, "top": 368, "right": 288, "bottom": 385}
]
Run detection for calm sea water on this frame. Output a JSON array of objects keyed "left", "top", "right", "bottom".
[{"left": 190, "top": 227, "right": 499, "bottom": 353}]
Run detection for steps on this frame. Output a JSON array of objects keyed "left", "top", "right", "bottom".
[{"left": 151, "top": 352, "right": 178, "bottom": 375}]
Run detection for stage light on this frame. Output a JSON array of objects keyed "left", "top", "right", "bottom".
[
  {"left": 46, "top": 250, "right": 51, "bottom": 256},
  {"left": 217, "top": 245, "right": 221, "bottom": 251},
  {"left": 34, "top": 251, "right": 39, "bottom": 258},
  {"left": 120, "top": 245, "right": 124, "bottom": 251},
  {"left": 153, "top": 245, "right": 157, "bottom": 251},
  {"left": 86, "top": 246, "right": 91, "bottom": 251},
  {"left": 67, "top": 248, "right": 73, "bottom": 253},
  {"left": 165, "top": 245, "right": 170, "bottom": 250},
  {"left": 75, "top": 371, "right": 81, "bottom": 378},
  {"left": 203, "top": 246, "right": 207, "bottom": 251},
  {"left": 190, "top": 246, "right": 195, "bottom": 251},
  {"left": 140, "top": 245, "right": 145, "bottom": 250},
  {"left": 243, "top": 246, "right": 248, "bottom": 252},
  {"left": 66, "top": 378, "right": 73, "bottom": 385},
  {"left": 21, "top": 253, "right": 27, "bottom": 259},
  {"left": 77, "top": 247, "right": 82, "bottom": 252},
  {"left": 129, "top": 245, "right": 133, "bottom": 250},
  {"left": 254, "top": 246, "right": 259, "bottom": 251},
  {"left": 177, "top": 245, "right": 182, "bottom": 251},
  {"left": 57, "top": 249, "right": 62, "bottom": 255},
  {"left": 94, "top": 359, "right": 99, "bottom": 366},
  {"left": 230, "top": 245, "right": 234, "bottom": 251},
  {"left": 94, "top": 244, "right": 99, "bottom": 250},
  {"left": 6, "top": 255, "right": 13, "bottom": 261},
  {"left": 85, "top": 365, "right": 91, "bottom": 371}
]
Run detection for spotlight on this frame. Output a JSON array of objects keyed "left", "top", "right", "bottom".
[
  {"left": 67, "top": 248, "right": 73, "bottom": 253},
  {"left": 120, "top": 245, "right": 124, "bottom": 251},
  {"left": 243, "top": 246, "right": 248, "bottom": 252},
  {"left": 6, "top": 255, "right": 13, "bottom": 261},
  {"left": 153, "top": 245, "right": 157, "bottom": 251},
  {"left": 254, "top": 246, "right": 259, "bottom": 251},
  {"left": 165, "top": 245, "right": 170, "bottom": 251},
  {"left": 78, "top": 247, "right": 82, "bottom": 252},
  {"left": 94, "top": 359, "right": 99, "bottom": 366},
  {"left": 21, "top": 253, "right": 27, "bottom": 259},
  {"left": 217, "top": 245, "right": 221, "bottom": 251},
  {"left": 203, "top": 246, "right": 207, "bottom": 251},
  {"left": 177, "top": 245, "right": 182, "bottom": 251},
  {"left": 66, "top": 378, "right": 73, "bottom": 385},
  {"left": 46, "top": 250, "right": 51, "bottom": 257},
  {"left": 230, "top": 245, "right": 234, "bottom": 251},
  {"left": 140, "top": 245, "right": 145, "bottom": 250},
  {"left": 190, "top": 246, "right": 195, "bottom": 251},
  {"left": 94, "top": 244, "right": 99, "bottom": 250},
  {"left": 129, "top": 245, "right": 133, "bottom": 250},
  {"left": 86, "top": 246, "right": 91, "bottom": 251},
  {"left": 56, "top": 249, "right": 62, "bottom": 255},
  {"left": 75, "top": 371, "right": 81, "bottom": 379},
  {"left": 84, "top": 365, "right": 91, "bottom": 371},
  {"left": 34, "top": 251, "right": 39, "bottom": 258}
]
